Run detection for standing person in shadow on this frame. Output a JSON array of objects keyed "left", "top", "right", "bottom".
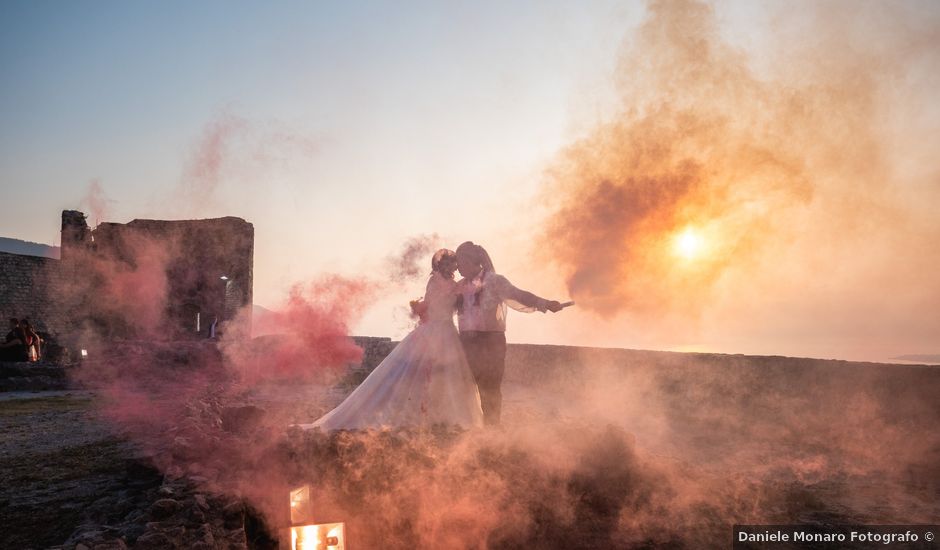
[
  {"left": 455, "top": 241, "right": 565, "bottom": 426},
  {"left": 0, "top": 318, "right": 28, "bottom": 362}
]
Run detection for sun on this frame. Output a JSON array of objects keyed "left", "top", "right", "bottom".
[{"left": 673, "top": 227, "right": 704, "bottom": 260}]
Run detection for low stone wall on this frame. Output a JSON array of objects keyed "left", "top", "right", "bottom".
[
  {"left": 0, "top": 362, "right": 71, "bottom": 391},
  {"left": 353, "top": 337, "right": 940, "bottom": 443}
]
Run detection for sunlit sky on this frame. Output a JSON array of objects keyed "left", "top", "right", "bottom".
[{"left": 2, "top": 1, "right": 938, "bottom": 362}]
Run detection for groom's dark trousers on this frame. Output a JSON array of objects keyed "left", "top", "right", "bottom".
[{"left": 460, "top": 331, "right": 507, "bottom": 426}]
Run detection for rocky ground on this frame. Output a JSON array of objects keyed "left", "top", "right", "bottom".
[{"left": 0, "top": 390, "right": 269, "bottom": 550}]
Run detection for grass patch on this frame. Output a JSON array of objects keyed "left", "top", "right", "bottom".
[
  {"left": 0, "top": 437, "right": 129, "bottom": 486},
  {"left": 0, "top": 396, "right": 94, "bottom": 416}
]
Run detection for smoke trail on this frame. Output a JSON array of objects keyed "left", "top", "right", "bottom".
[
  {"left": 385, "top": 233, "right": 443, "bottom": 285},
  {"left": 179, "top": 112, "right": 248, "bottom": 210},
  {"left": 79, "top": 179, "right": 113, "bottom": 228},
  {"left": 176, "top": 112, "right": 321, "bottom": 216}
]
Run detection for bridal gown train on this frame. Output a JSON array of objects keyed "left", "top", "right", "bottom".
[{"left": 301, "top": 272, "right": 484, "bottom": 430}]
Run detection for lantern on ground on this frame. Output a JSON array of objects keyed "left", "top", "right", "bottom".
[
  {"left": 290, "top": 522, "right": 346, "bottom": 550},
  {"left": 287, "top": 484, "right": 346, "bottom": 550}
]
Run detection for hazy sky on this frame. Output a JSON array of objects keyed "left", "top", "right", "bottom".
[{"left": 1, "top": 1, "right": 937, "bottom": 362}]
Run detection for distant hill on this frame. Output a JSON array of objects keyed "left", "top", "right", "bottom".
[
  {"left": 251, "top": 304, "right": 279, "bottom": 337},
  {"left": 892, "top": 354, "right": 940, "bottom": 365},
  {"left": 0, "top": 237, "right": 59, "bottom": 259}
]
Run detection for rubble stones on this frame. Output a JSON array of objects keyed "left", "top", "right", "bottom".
[
  {"left": 90, "top": 540, "right": 128, "bottom": 550},
  {"left": 223, "top": 501, "right": 246, "bottom": 529},
  {"left": 124, "top": 454, "right": 161, "bottom": 481},
  {"left": 69, "top": 530, "right": 128, "bottom": 550},
  {"left": 149, "top": 498, "right": 182, "bottom": 519},
  {"left": 55, "top": 385, "right": 258, "bottom": 549},
  {"left": 225, "top": 528, "right": 249, "bottom": 549},
  {"left": 132, "top": 531, "right": 172, "bottom": 549},
  {"left": 194, "top": 522, "right": 215, "bottom": 546},
  {"left": 220, "top": 404, "right": 266, "bottom": 433},
  {"left": 188, "top": 503, "right": 206, "bottom": 523}
]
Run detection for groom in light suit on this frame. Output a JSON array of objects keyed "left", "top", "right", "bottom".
[{"left": 455, "top": 241, "right": 564, "bottom": 426}]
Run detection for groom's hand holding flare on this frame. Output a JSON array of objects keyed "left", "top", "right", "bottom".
[{"left": 540, "top": 300, "right": 574, "bottom": 313}]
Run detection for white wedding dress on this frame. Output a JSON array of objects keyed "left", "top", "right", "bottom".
[{"left": 301, "top": 272, "right": 484, "bottom": 430}]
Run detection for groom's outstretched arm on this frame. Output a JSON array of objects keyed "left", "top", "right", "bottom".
[{"left": 492, "top": 275, "right": 563, "bottom": 313}]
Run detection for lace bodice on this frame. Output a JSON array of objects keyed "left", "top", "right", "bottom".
[{"left": 424, "top": 272, "right": 459, "bottom": 322}]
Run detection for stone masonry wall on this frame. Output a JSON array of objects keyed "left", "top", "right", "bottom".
[
  {"left": 2, "top": 211, "right": 254, "bottom": 348},
  {"left": 0, "top": 251, "right": 69, "bottom": 336}
]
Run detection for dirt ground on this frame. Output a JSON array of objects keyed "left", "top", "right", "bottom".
[{"left": 0, "top": 392, "right": 145, "bottom": 549}]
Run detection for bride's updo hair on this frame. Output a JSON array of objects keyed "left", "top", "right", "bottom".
[{"left": 431, "top": 248, "right": 457, "bottom": 277}]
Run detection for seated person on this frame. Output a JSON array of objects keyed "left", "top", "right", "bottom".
[
  {"left": 0, "top": 318, "right": 27, "bottom": 362},
  {"left": 21, "top": 319, "right": 42, "bottom": 361}
]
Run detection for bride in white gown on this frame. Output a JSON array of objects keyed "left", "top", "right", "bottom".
[{"left": 301, "top": 249, "right": 484, "bottom": 430}]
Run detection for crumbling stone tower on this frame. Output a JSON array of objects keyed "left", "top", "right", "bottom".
[{"left": 60, "top": 211, "right": 254, "bottom": 340}]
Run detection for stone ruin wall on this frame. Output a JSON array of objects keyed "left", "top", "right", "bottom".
[
  {"left": 0, "top": 251, "right": 70, "bottom": 336},
  {"left": 84, "top": 216, "right": 254, "bottom": 339},
  {"left": 0, "top": 211, "right": 254, "bottom": 348}
]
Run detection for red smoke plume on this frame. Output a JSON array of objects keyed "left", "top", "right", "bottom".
[{"left": 226, "top": 275, "right": 378, "bottom": 383}]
